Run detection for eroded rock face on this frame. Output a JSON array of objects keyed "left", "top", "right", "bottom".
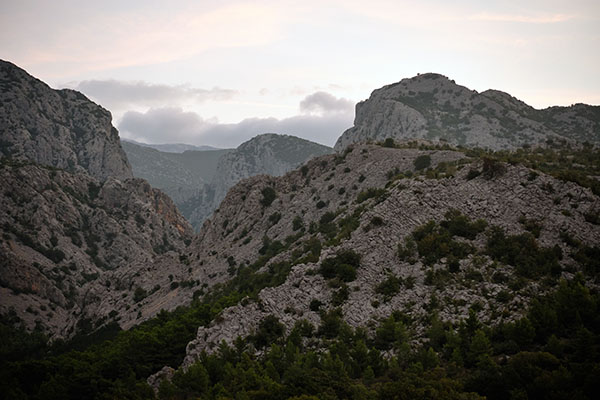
[
  {"left": 185, "top": 133, "right": 333, "bottom": 230},
  {"left": 178, "top": 144, "right": 599, "bottom": 368},
  {"left": 0, "top": 60, "right": 132, "bottom": 181},
  {"left": 0, "top": 61, "right": 195, "bottom": 337},
  {"left": 0, "top": 162, "right": 194, "bottom": 337},
  {"left": 334, "top": 73, "right": 600, "bottom": 151}
]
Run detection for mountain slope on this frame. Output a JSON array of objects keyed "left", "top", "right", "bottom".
[
  {"left": 122, "top": 141, "right": 231, "bottom": 204},
  {"left": 335, "top": 73, "right": 600, "bottom": 151},
  {"left": 184, "top": 133, "right": 333, "bottom": 230},
  {"left": 0, "top": 61, "right": 194, "bottom": 338},
  {"left": 171, "top": 143, "right": 600, "bottom": 366},
  {"left": 0, "top": 60, "right": 132, "bottom": 180}
]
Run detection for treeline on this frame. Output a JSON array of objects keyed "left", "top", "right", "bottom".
[{"left": 1, "top": 277, "right": 599, "bottom": 399}]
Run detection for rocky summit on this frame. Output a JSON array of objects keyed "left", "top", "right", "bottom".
[
  {"left": 335, "top": 73, "right": 600, "bottom": 151},
  {"left": 0, "top": 60, "right": 132, "bottom": 181}
]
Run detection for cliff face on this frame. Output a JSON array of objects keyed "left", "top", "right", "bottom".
[
  {"left": 0, "top": 60, "right": 132, "bottom": 181},
  {"left": 0, "top": 61, "right": 195, "bottom": 337},
  {"left": 334, "top": 73, "right": 600, "bottom": 151},
  {"left": 185, "top": 134, "right": 333, "bottom": 230}
]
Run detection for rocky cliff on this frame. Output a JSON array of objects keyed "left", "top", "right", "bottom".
[
  {"left": 170, "top": 143, "right": 600, "bottom": 368},
  {"left": 0, "top": 60, "right": 132, "bottom": 181},
  {"left": 184, "top": 133, "right": 333, "bottom": 230},
  {"left": 0, "top": 61, "right": 195, "bottom": 338},
  {"left": 335, "top": 73, "right": 600, "bottom": 151}
]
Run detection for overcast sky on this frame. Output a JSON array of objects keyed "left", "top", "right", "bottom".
[{"left": 1, "top": 0, "right": 598, "bottom": 148}]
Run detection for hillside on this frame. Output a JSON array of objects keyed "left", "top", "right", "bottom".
[
  {"left": 2, "top": 63, "right": 600, "bottom": 399},
  {"left": 182, "top": 133, "right": 333, "bottom": 230},
  {"left": 335, "top": 73, "right": 600, "bottom": 151},
  {"left": 0, "top": 61, "right": 194, "bottom": 338},
  {"left": 122, "top": 140, "right": 231, "bottom": 204},
  {"left": 0, "top": 60, "right": 132, "bottom": 180}
]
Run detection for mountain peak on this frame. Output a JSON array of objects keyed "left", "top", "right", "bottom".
[
  {"left": 335, "top": 74, "right": 600, "bottom": 151},
  {"left": 0, "top": 59, "right": 132, "bottom": 181}
]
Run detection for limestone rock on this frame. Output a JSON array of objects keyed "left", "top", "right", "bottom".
[{"left": 335, "top": 73, "right": 600, "bottom": 151}]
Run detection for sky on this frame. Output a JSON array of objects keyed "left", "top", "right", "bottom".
[{"left": 1, "top": 0, "right": 599, "bottom": 148}]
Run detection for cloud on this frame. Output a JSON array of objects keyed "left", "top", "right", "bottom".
[
  {"left": 74, "top": 79, "right": 237, "bottom": 111},
  {"left": 467, "top": 13, "right": 573, "bottom": 24},
  {"left": 118, "top": 106, "right": 354, "bottom": 148},
  {"left": 299, "top": 91, "right": 354, "bottom": 115}
]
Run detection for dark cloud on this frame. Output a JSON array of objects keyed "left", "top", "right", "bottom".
[
  {"left": 74, "top": 80, "right": 237, "bottom": 111},
  {"left": 299, "top": 91, "right": 354, "bottom": 115},
  {"left": 118, "top": 106, "right": 354, "bottom": 148}
]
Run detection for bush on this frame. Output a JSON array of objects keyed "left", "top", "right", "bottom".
[
  {"left": 292, "top": 216, "right": 304, "bottom": 231},
  {"left": 481, "top": 157, "right": 506, "bottom": 180},
  {"left": 356, "top": 188, "right": 386, "bottom": 203},
  {"left": 251, "top": 315, "right": 285, "bottom": 348},
  {"left": 133, "top": 287, "right": 147, "bottom": 303},
  {"left": 260, "top": 187, "right": 277, "bottom": 207},
  {"left": 375, "top": 275, "right": 402, "bottom": 300},
  {"left": 414, "top": 155, "right": 431, "bottom": 170},
  {"left": 319, "top": 249, "right": 361, "bottom": 282},
  {"left": 383, "top": 138, "right": 396, "bottom": 148}
]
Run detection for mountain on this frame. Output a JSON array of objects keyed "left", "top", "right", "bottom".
[
  {"left": 2, "top": 64, "right": 600, "bottom": 399},
  {"left": 122, "top": 138, "right": 221, "bottom": 153},
  {"left": 121, "top": 140, "right": 231, "bottom": 204},
  {"left": 174, "top": 143, "right": 600, "bottom": 367},
  {"left": 335, "top": 73, "right": 600, "bottom": 151},
  {"left": 0, "top": 60, "right": 194, "bottom": 337},
  {"left": 0, "top": 60, "right": 132, "bottom": 181}
]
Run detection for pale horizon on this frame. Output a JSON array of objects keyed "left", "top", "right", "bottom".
[{"left": 2, "top": 0, "right": 598, "bottom": 147}]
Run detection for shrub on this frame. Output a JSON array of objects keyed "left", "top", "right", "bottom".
[
  {"left": 309, "top": 299, "right": 322, "bottom": 312},
  {"left": 292, "top": 216, "right": 304, "bottom": 231},
  {"left": 481, "top": 157, "right": 506, "bottom": 180},
  {"left": 133, "top": 287, "right": 147, "bottom": 303},
  {"left": 260, "top": 187, "right": 277, "bottom": 207},
  {"left": 383, "top": 138, "right": 396, "bottom": 148},
  {"left": 356, "top": 188, "right": 386, "bottom": 203},
  {"left": 251, "top": 315, "right": 285, "bottom": 348},
  {"left": 320, "top": 249, "right": 361, "bottom": 282},
  {"left": 414, "top": 155, "right": 431, "bottom": 170},
  {"left": 268, "top": 212, "right": 281, "bottom": 226},
  {"left": 375, "top": 275, "right": 402, "bottom": 300}
]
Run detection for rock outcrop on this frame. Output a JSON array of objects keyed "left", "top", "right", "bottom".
[
  {"left": 335, "top": 73, "right": 600, "bottom": 151},
  {"left": 0, "top": 61, "right": 195, "bottom": 337},
  {"left": 184, "top": 134, "right": 332, "bottom": 230},
  {"left": 0, "top": 60, "right": 132, "bottom": 181},
  {"left": 177, "top": 143, "right": 599, "bottom": 367}
]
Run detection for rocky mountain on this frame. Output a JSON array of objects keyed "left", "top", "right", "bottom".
[
  {"left": 0, "top": 60, "right": 132, "bottom": 181},
  {"left": 123, "top": 134, "right": 331, "bottom": 231},
  {"left": 0, "top": 60, "right": 194, "bottom": 338},
  {"left": 121, "top": 140, "right": 231, "bottom": 204},
  {"left": 335, "top": 73, "right": 600, "bottom": 151},
  {"left": 182, "top": 133, "right": 333, "bottom": 230},
  {"left": 173, "top": 143, "right": 600, "bottom": 368},
  {"left": 122, "top": 138, "right": 220, "bottom": 153}
]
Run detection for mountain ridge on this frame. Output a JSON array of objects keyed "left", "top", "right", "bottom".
[{"left": 335, "top": 72, "right": 600, "bottom": 151}]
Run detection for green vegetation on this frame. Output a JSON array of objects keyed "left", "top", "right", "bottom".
[
  {"left": 410, "top": 210, "right": 485, "bottom": 265},
  {"left": 356, "top": 187, "right": 386, "bottom": 204},
  {"left": 413, "top": 154, "right": 432, "bottom": 170},
  {"left": 260, "top": 187, "right": 277, "bottom": 207},
  {"left": 319, "top": 249, "right": 361, "bottom": 282}
]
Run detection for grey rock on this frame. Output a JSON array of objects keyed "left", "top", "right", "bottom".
[{"left": 335, "top": 73, "right": 600, "bottom": 151}]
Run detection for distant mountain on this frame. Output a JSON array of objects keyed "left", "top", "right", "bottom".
[
  {"left": 122, "top": 138, "right": 220, "bottom": 153},
  {"left": 183, "top": 133, "right": 333, "bottom": 230},
  {"left": 335, "top": 73, "right": 600, "bottom": 151},
  {"left": 0, "top": 60, "right": 132, "bottom": 180},
  {"left": 122, "top": 141, "right": 232, "bottom": 204}
]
